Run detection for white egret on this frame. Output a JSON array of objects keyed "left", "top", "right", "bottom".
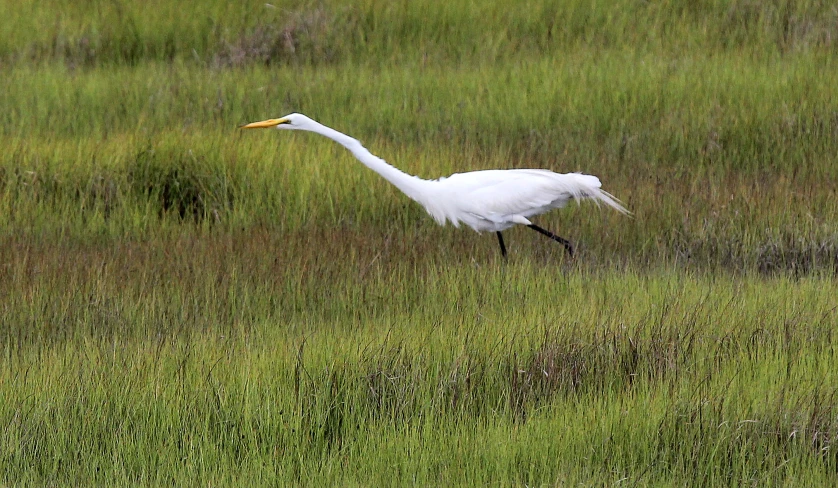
[{"left": 241, "top": 113, "right": 628, "bottom": 258}]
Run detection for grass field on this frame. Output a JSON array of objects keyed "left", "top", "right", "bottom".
[{"left": 2, "top": 0, "right": 838, "bottom": 485}]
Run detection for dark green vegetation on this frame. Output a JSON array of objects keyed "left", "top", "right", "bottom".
[{"left": 2, "top": 0, "right": 837, "bottom": 485}]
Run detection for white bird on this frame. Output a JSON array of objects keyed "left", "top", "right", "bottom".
[{"left": 240, "top": 113, "right": 628, "bottom": 258}]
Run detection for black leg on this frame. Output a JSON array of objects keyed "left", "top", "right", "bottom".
[
  {"left": 527, "top": 224, "right": 574, "bottom": 256},
  {"left": 496, "top": 231, "right": 507, "bottom": 259}
]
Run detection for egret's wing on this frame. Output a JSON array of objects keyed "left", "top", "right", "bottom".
[{"left": 446, "top": 170, "right": 604, "bottom": 221}]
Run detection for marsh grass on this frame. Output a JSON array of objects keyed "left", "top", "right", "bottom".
[
  {"left": 2, "top": 251, "right": 837, "bottom": 484},
  {"left": 3, "top": 0, "right": 837, "bottom": 67},
  {"left": 2, "top": 0, "right": 838, "bottom": 485},
  {"left": 2, "top": 53, "right": 837, "bottom": 271}
]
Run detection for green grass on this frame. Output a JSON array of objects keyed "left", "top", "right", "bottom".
[
  {"left": 3, "top": 0, "right": 836, "bottom": 66},
  {"left": 3, "top": 262, "right": 837, "bottom": 484},
  {"left": 2, "top": 0, "right": 838, "bottom": 485}
]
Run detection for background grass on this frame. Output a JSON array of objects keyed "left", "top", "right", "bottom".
[{"left": 1, "top": 0, "right": 837, "bottom": 485}]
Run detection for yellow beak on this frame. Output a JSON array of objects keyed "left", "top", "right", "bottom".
[{"left": 239, "top": 118, "right": 289, "bottom": 129}]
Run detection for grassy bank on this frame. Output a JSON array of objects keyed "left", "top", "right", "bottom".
[{"left": 3, "top": 0, "right": 836, "bottom": 67}]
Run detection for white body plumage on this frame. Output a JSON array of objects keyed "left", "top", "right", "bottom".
[{"left": 421, "top": 169, "right": 624, "bottom": 232}]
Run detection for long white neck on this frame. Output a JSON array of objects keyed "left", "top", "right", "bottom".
[{"left": 302, "top": 120, "right": 432, "bottom": 202}]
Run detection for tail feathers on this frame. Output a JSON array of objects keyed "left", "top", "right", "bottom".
[
  {"left": 590, "top": 188, "right": 631, "bottom": 215},
  {"left": 568, "top": 173, "right": 630, "bottom": 215}
]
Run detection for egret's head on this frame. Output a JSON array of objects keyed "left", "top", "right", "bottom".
[{"left": 239, "top": 113, "right": 311, "bottom": 131}]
